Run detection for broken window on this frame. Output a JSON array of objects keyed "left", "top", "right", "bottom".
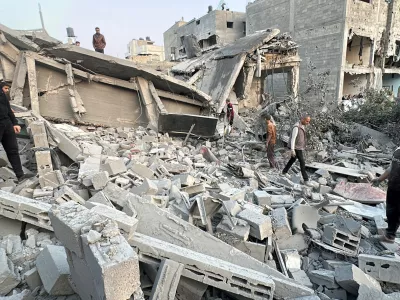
[
  {"left": 346, "top": 34, "right": 372, "bottom": 66},
  {"left": 180, "top": 36, "right": 185, "bottom": 46},
  {"left": 227, "top": 22, "right": 234, "bottom": 29},
  {"left": 243, "top": 22, "right": 247, "bottom": 34},
  {"left": 384, "top": 41, "right": 400, "bottom": 68},
  {"left": 196, "top": 20, "right": 201, "bottom": 25},
  {"left": 200, "top": 35, "right": 218, "bottom": 49}
]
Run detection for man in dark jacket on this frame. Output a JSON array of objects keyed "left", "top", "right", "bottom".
[
  {"left": 372, "top": 147, "right": 400, "bottom": 243},
  {"left": 0, "top": 82, "right": 30, "bottom": 182},
  {"left": 92, "top": 27, "right": 106, "bottom": 54},
  {"left": 226, "top": 99, "right": 234, "bottom": 126}
]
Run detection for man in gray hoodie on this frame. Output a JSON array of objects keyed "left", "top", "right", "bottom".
[{"left": 282, "top": 116, "right": 311, "bottom": 184}]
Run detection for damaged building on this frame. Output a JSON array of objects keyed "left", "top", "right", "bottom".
[
  {"left": 163, "top": 7, "right": 246, "bottom": 61},
  {"left": 171, "top": 29, "right": 300, "bottom": 113},
  {"left": 246, "top": 0, "right": 400, "bottom": 103}
]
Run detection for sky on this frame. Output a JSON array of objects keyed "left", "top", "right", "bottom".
[{"left": 1, "top": 0, "right": 248, "bottom": 58}]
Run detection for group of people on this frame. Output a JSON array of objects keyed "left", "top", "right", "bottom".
[{"left": 74, "top": 27, "right": 107, "bottom": 54}]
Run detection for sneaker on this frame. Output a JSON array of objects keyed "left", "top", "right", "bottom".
[
  {"left": 17, "top": 173, "right": 36, "bottom": 183},
  {"left": 282, "top": 173, "right": 291, "bottom": 179},
  {"left": 377, "top": 234, "right": 395, "bottom": 244}
]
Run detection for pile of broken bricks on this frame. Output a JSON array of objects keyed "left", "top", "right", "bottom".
[{"left": 0, "top": 110, "right": 399, "bottom": 300}]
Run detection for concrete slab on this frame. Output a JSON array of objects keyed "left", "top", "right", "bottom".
[
  {"left": 333, "top": 181, "right": 386, "bottom": 204},
  {"left": 291, "top": 205, "right": 320, "bottom": 234},
  {"left": 334, "top": 264, "right": 381, "bottom": 295},
  {"left": 149, "top": 259, "right": 184, "bottom": 300}
]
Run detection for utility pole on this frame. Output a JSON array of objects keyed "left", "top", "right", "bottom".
[{"left": 38, "top": 3, "right": 46, "bottom": 32}]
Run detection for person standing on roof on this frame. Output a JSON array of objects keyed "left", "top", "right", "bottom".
[
  {"left": 265, "top": 115, "right": 278, "bottom": 169},
  {"left": 282, "top": 115, "right": 312, "bottom": 186},
  {"left": 372, "top": 147, "right": 400, "bottom": 243},
  {"left": 0, "top": 82, "right": 33, "bottom": 182},
  {"left": 92, "top": 27, "right": 106, "bottom": 54}
]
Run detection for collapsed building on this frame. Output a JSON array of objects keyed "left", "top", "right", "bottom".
[
  {"left": 0, "top": 20, "right": 399, "bottom": 300},
  {"left": 247, "top": 0, "right": 400, "bottom": 103}
]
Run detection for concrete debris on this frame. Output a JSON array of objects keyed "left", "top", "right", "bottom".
[{"left": 0, "top": 17, "right": 399, "bottom": 300}]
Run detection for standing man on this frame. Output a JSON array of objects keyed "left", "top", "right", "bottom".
[
  {"left": 282, "top": 115, "right": 311, "bottom": 185},
  {"left": 0, "top": 83, "right": 31, "bottom": 182},
  {"left": 265, "top": 115, "right": 278, "bottom": 169},
  {"left": 226, "top": 99, "right": 234, "bottom": 126},
  {"left": 372, "top": 147, "right": 400, "bottom": 243},
  {"left": 92, "top": 27, "right": 106, "bottom": 54}
]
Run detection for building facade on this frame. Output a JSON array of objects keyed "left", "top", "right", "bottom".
[
  {"left": 126, "top": 38, "right": 165, "bottom": 63},
  {"left": 163, "top": 9, "right": 246, "bottom": 61},
  {"left": 246, "top": 0, "right": 400, "bottom": 103}
]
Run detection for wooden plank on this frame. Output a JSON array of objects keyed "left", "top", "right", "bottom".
[
  {"left": 306, "top": 162, "right": 367, "bottom": 179},
  {"left": 10, "top": 52, "right": 27, "bottom": 106},
  {"left": 25, "top": 54, "right": 40, "bottom": 114}
]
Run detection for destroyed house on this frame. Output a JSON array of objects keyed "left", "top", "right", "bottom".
[
  {"left": 0, "top": 23, "right": 212, "bottom": 129},
  {"left": 247, "top": 0, "right": 400, "bottom": 104},
  {"left": 171, "top": 29, "right": 301, "bottom": 113}
]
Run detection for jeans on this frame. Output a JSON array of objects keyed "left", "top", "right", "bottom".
[
  {"left": 386, "top": 187, "right": 400, "bottom": 239},
  {"left": 95, "top": 48, "right": 104, "bottom": 54},
  {"left": 0, "top": 120, "right": 23, "bottom": 178},
  {"left": 282, "top": 149, "right": 309, "bottom": 181},
  {"left": 267, "top": 143, "right": 278, "bottom": 168}
]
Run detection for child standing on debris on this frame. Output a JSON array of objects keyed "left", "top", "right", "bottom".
[
  {"left": 282, "top": 115, "right": 312, "bottom": 186},
  {"left": 372, "top": 147, "right": 400, "bottom": 243},
  {"left": 265, "top": 115, "right": 278, "bottom": 169},
  {"left": 0, "top": 83, "right": 33, "bottom": 182}
]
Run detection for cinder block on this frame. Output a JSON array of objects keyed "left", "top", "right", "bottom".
[
  {"left": 131, "top": 178, "right": 158, "bottom": 196},
  {"left": 216, "top": 216, "right": 250, "bottom": 240},
  {"left": 176, "top": 277, "right": 207, "bottom": 300},
  {"left": 23, "top": 267, "right": 42, "bottom": 290},
  {"left": 359, "top": 254, "right": 400, "bottom": 284},
  {"left": 91, "top": 171, "right": 109, "bottom": 190},
  {"left": 270, "top": 195, "right": 295, "bottom": 205},
  {"left": 0, "top": 248, "right": 20, "bottom": 296},
  {"left": 237, "top": 209, "right": 273, "bottom": 240},
  {"left": 54, "top": 186, "right": 85, "bottom": 205},
  {"left": 80, "top": 221, "right": 140, "bottom": 300},
  {"left": 102, "top": 159, "right": 127, "bottom": 175},
  {"left": 36, "top": 245, "right": 74, "bottom": 296},
  {"left": 335, "top": 264, "right": 381, "bottom": 295},
  {"left": 322, "top": 217, "right": 361, "bottom": 254},
  {"left": 35, "top": 151, "right": 53, "bottom": 176},
  {"left": 49, "top": 202, "right": 103, "bottom": 258},
  {"left": 280, "top": 249, "right": 301, "bottom": 271},
  {"left": 253, "top": 190, "right": 272, "bottom": 206},
  {"left": 150, "top": 259, "right": 184, "bottom": 300},
  {"left": 271, "top": 207, "right": 292, "bottom": 240},
  {"left": 291, "top": 205, "right": 320, "bottom": 234},
  {"left": 130, "top": 164, "right": 155, "bottom": 179},
  {"left": 233, "top": 240, "right": 266, "bottom": 262},
  {"left": 39, "top": 170, "right": 65, "bottom": 188},
  {"left": 87, "top": 191, "right": 115, "bottom": 208},
  {"left": 308, "top": 269, "right": 339, "bottom": 289}
]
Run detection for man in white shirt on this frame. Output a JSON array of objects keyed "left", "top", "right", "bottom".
[{"left": 282, "top": 116, "right": 311, "bottom": 184}]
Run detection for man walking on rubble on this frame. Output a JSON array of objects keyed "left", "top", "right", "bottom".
[
  {"left": 265, "top": 115, "right": 278, "bottom": 169},
  {"left": 282, "top": 115, "right": 312, "bottom": 185},
  {"left": 0, "top": 83, "right": 33, "bottom": 182},
  {"left": 92, "top": 27, "right": 106, "bottom": 54},
  {"left": 372, "top": 147, "right": 400, "bottom": 243}
]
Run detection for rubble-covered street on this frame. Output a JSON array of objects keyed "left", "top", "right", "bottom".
[{"left": 1, "top": 3, "right": 400, "bottom": 300}]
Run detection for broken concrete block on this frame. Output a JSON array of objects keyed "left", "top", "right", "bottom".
[
  {"left": 85, "top": 202, "right": 138, "bottom": 238},
  {"left": 39, "top": 170, "right": 64, "bottom": 188},
  {"left": 78, "top": 156, "right": 101, "bottom": 186},
  {"left": 308, "top": 270, "right": 339, "bottom": 289},
  {"left": 87, "top": 191, "right": 114, "bottom": 208},
  {"left": 172, "top": 174, "right": 195, "bottom": 187},
  {"left": 0, "top": 248, "right": 20, "bottom": 296},
  {"left": 0, "top": 217, "right": 22, "bottom": 237},
  {"left": 130, "top": 163, "right": 155, "bottom": 179},
  {"left": 36, "top": 245, "right": 74, "bottom": 295},
  {"left": 271, "top": 207, "right": 292, "bottom": 240},
  {"left": 290, "top": 270, "right": 313, "bottom": 289},
  {"left": 0, "top": 167, "right": 16, "bottom": 180},
  {"left": 216, "top": 216, "right": 250, "bottom": 240},
  {"left": 181, "top": 184, "right": 205, "bottom": 198},
  {"left": 359, "top": 254, "right": 400, "bottom": 284},
  {"left": 131, "top": 178, "right": 158, "bottom": 196},
  {"left": 318, "top": 185, "right": 332, "bottom": 195},
  {"left": 145, "top": 195, "right": 169, "bottom": 208},
  {"left": 237, "top": 209, "right": 272, "bottom": 240},
  {"left": 253, "top": 190, "right": 271, "bottom": 206},
  {"left": 291, "top": 205, "right": 320, "bottom": 234},
  {"left": 80, "top": 220, "right": 140, "bottom": 300},
  {"left": 150, "top": 259, "right": 184, "bottom": 300},
  {"left": 102, "top": 158, "right": 127, "bottom": 175},
  {"left": 102, "top": 182, "right": 130, "bottom": 207},
  {"left": 222, "top": 200, "right": 242, "bottom": 217},
  {"left": 322, "top": 217, "right": 361, "bottom": 254},
  {"left": 357, "top": 284, "right": 400, "bottom": 300},
  {"left": 322, "top": 260, "right": 351, "bottom": 271},
  {"left": 233, "top": 240, "right": 266, "bottom": 263},
  {"left": 323, "top": 287, "right": 347, "bottom": 300},
  {"left": 49, "top": 202, "right": 103, "bottom": 258},
  {"left": 91, "top": 171, "right": 109, "bottom": 190},
  {"left": 281, "top": 249, "right": 301, "bottom": 271},
  {"left": 334, "top": 264, "right": 381, "bottom": 295},
  {"left": 115, "top": 177, "right": 130, "bottom": 187},
  {"left": 219, "top": 188, "right": 246, "bottom": 201},
  {"left": 23, "top": 267, "right": 42, "bottom": 290},
  {"left": 35, "top": 151, "right": 53, "bottom": 176},
  {"left": 374, "top": 215, "right": 387, "bottom": 235},
  {"left": 277, "top": 233, "right": 308, "bottom": 252},
  {"left": 54, "top": 186, "right": 85, "bottom": 205},
  {"left": 270, "top": 195, "right": 295, "bottom": 206}
]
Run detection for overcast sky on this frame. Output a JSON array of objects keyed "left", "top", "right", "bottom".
[{"left": 1, "top": 0, "right": 247, "bottom": 58}]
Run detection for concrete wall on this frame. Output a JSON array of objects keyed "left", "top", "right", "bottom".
[
  {"left": 247, "top": 0, "right": 347, "bottom": 104},
  {"left": 161, "top": 98, "right": 201, "bottom": 115},
  {"left": 163, "top": 11, "right": 246, "bottom": 61},
  {"left": 343, "top": 73, "right": 369, "bottom": 95}
]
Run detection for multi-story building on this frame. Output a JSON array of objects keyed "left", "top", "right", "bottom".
[
  {"left": 246, "top": 0, "right": 400, "bottom": 103},
  {"left": 163, "top": 8, "right": 246, "bottom": 61},
  {"left": 126, "top": 37, "right": 165, "bottom": 63}
]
